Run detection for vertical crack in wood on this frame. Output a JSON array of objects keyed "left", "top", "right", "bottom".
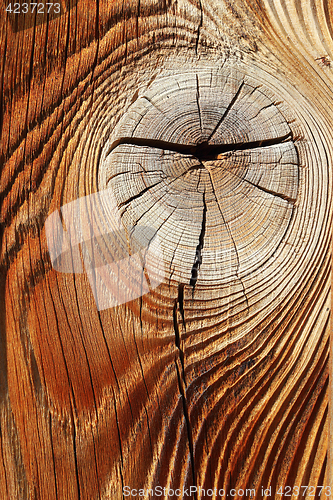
[
  {"left": 98, "top": 333, "right": 128, "bottom": 500},
  {"left": 195, "top": 0, "right": 203, "bottom": 55},
  {"left": 196, "top": 74, "right": 202, "bottom": 134},
  {"left": 178, "top": 283, "right": 186, "bottom": 329},
  {"left": 128, "top": 297, "right": 154, "bottom": 454},
  {"left": 190, "top": 192, "right": 207, "bottom": 289},
  {"left": 169, "top": 228, "right": 186, "bottom": 282},
  {"left": 0, "top": 30, "right": 7, "bottom": 138},
  {"left": 136, "top": 0, "right": 140, "bottom": 41},
  {"left": 24, "top": 16, "right": 37, "bottom": 194},
  {"left": 174, "top": 361, "right": 197, "bottom": 499},
  {"left": 95, "top": 313, "right": 126, "bottom": 495},
  {"left": 48, "top": 412, "right": 58, "bottom": 499},
  {"left": 112, "top": 389, "right": 125, "bottom": 490},
  {"left": 88, "top": 0, "right": 100, "bottom": 118},
  {"left": 173, "top": 284, "right": 187, "bottom": 383},
  {"left": 173, "top": 284, "right": 197, "bottom": 498},
  {"left": 72, "top": 419, "right": 82, "bottom": 500}
]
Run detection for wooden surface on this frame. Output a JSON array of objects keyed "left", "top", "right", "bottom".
[{"left": 0, "top": 0, "right": 332, "bottom": 498}]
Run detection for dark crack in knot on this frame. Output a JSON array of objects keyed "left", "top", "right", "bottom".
[
  {"left": 106, "top": 132, "right": 293, "bottom": 161},
  {"left": 190, "top": 192, "right": 207, "bottom": 289}
]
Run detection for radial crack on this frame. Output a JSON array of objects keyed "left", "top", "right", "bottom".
[
  {"left": 190, "top": 191, "right": 207, "bottom": 289},
  {"left": 142, "top": 95, "right": 165, "bottom": 115},
  {"left": 219, "top": 163, "right": 297, "bottom": 204},
  {"left": 207, "top": 80, "right": 245, "bottom": 142},
  {"left": 169, "top": 228, "right": 186, "bottom": 282},
  {"left": 118, "top": 180, "right": 161, "bottom": 208},
  {"left": 196, "top": 74, "right": 202, "bottom": 134},
  {"left": 131, "top": 203, "right": 174, "bottom": 247},
  {"left": 243, "top": 178, "right": 296, "bottom": 204},
  {"left": 195, "top": 0, "right": 203, "bottom": 55},
  {"left": 207, "top": 169, "right": 249, "bottom": 308}
]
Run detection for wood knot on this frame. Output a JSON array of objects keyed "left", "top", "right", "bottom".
[{"left": 99, "top": 68, "right": 299, "bottom": 296}]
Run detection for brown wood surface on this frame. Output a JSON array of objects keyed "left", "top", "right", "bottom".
[{"left": 0, "top": 0, "right": 332, "bottom": 499}]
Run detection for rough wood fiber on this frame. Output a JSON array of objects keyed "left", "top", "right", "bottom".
[{"left": 0, "top": 0, "right": 332, "bottom": 499}]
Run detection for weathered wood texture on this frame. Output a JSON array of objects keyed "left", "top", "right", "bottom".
[{"left": 0, "top": 0, "right": 332, "bottom": 498}]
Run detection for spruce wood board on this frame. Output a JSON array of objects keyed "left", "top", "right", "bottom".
[{"left": 0, "top": 0, "right": 332, "bottom": 498}]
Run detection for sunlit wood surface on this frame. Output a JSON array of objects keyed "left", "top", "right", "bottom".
[{"left": 0, "top": 0, "right": 332, "bottom": 498}]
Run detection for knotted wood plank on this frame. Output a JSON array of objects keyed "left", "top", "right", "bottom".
[{"left": 0, "top": 0, "right": 332, "bottom": 498}]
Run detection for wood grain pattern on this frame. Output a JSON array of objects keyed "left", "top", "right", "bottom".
[{"left": 0, "top": 0, "right": 332, "bottom": 498}]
